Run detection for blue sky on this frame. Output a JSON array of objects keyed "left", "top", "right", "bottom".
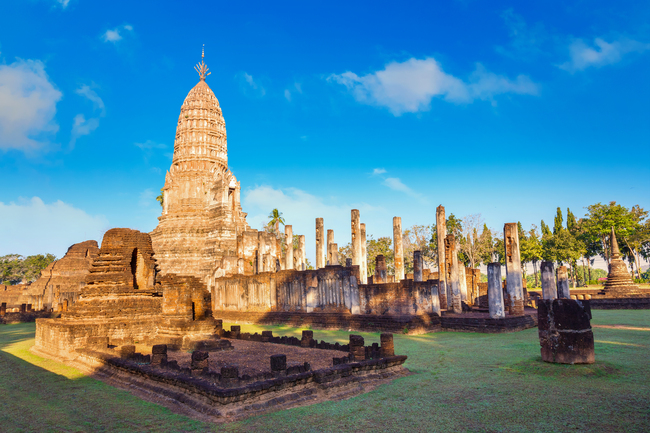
[{"left": 1, "top": 0, "right": 649, "bottom": 266}]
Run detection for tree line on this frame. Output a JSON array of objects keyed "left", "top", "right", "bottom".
[{"left": 1, "top": 254, "right": 57, "bottom": 285}]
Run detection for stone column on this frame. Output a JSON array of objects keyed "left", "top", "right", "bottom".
[
  {"left": 459, "top": 265, "right": 468, "bottom": 302},
  {"left": 447, "top": 235, "right": 462, "bottom": 313},
  {"left": 541, "top": 261, "right": 557, "bottom": 300},
  {"left": 436, "top": 205, "right": 448, "bottom": 309},
  {"left": 285, "top": 225, "right": 293, "bottom": 270},
  {"left": 327, "top": 229, "right": 334, "bottom": 265},
  {"left": 300, "top": 235, "right": 306, "bottom": 270},
  {"left": 316, "top": 218, "right": 325, "bottom": 269},
  {"left": 557, "top": 266, "right": 570, "bottom": 299},
  {"left": 504, "top": 223, "right": 524, "bottom": 316},
  {"left": 487, "top": 263, "right": 505, "bottom": 318},
  {"left": 413, "top": 251, "right": 423, "bottom": 282},
  {"left": 393, "top": 217, "right": 404, "bottom": 281},
  {"left": 375, "top": 255, "right": 387, "bottom": 283},
  {"left": 351, "top": 209, "right": 361, "bottom": 268},
  {"left": 330, "top": 243, "right": 339, "bottom": 266},
  {"left": 360, "top": 223, "right": 368, "bottom": 284}
]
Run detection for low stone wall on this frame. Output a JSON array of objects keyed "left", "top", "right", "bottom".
[
  {"left": 588, "top": 298, "right": 650, "bottom": 309},
  {"left": 440, "top": 309, "right": 538, "bottom": 333},
  {"left": 212, "top": 311, "right": 441, "bottom": 334}
]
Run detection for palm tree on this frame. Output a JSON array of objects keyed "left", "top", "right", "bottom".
[{"left": 267, "top": 209, "right": 285, "bottom": 234}]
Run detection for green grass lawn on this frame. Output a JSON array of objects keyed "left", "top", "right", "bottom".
[{"left": 1, "top": 311, "right": 649, "bottom": 433}]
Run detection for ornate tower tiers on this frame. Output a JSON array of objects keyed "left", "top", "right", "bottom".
[{"left": 151, "top": 49, "right": 251, "bottom": 283}]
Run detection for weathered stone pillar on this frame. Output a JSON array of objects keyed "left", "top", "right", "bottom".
[
  {"left": 538, "top": 299, "right": 594, "bottom": 364},
  {"left": 436, "top": 205, "right": 448, "bottom": 309},
  {"left": 557, "top": 266, "right": 570, "bottom": 299},
  {"left": 299, "top": 235, "right": 306, "bottom": 270},
  {"left": 360, "top": 223, "right": 368, "bottom": 284},
  {"left": 504, "top": 223, "right": 524, "bottom": 316},
  {"left": 447, "top": 235, "right": 462, "bottom": 313},
  {"left": 351, "top": 210, "right": 361, "bottom": 269},
  {"left": 375, "top": 255, "right": 387, "bottom": 283},
  {"left": 285, "top": 225, "right": 293, "bottom": 270},
  {"left": 316, "top": 218, "right": 325, "bottom": 269},
  {"left": 327, "top": 229, "right": 334, "bottom": 265},
  {"left": 431, "top": 282, "right": 441, "bottom": 315},
  {"left": 487, "top": 263, "right": 505, "bottom": 318},
  {"left": 393, "top": 217, "right": 404, "bottom": 281},
  {"left": 330, "top": 243, "right": 339, "bottom": 266},
  {"left": 541, "top": 261, "right": 557, "bottom": 300},
  {"left": 413, "top": 251, "right": 423, "bottom": 282},
  {"left": 459, "top": 265, "right": 468, "bottom": 302}
]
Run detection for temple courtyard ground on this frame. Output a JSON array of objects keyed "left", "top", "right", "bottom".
[{"left": 1, "top": 311, "right": 648, "bottom": 432}]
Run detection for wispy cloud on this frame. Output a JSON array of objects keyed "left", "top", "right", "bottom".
[
  {"left": 328, "top": 57, "right": 538, "bottom": 115},
  {"left": 135, "top": 140, "right": 166, "bottom": 164},
  {"left": 372, "top": 168, "right": 387, "bottom": 175},
  {"left": 101, "top": 24, "right": 134, "bottom": 44},
  {"left": 237, "top": 72, "right": 266, "bottom": 97},
  {"left": 75, "top": 84, "right": 105, "bottom": 114},
  {"left": 495, "top": 9, "right": 548, "bottom": 60},
  {"left": 70, "top": 84, "right": 105, "bottom": 148},
  {"left": 284, "top": 82, "right": 303, "bottom": 102},
  {"left": 559, "top": 37, "right": 650, "bottom": 72},
  {"left": 0, "top": 59, "right": 62, "bottom": 153},
  {"left": 56, "top": 0, "right": 71, "bottom": 8},
  {"left": 382, "top": 177, "right": 426, "bottom": 203}
]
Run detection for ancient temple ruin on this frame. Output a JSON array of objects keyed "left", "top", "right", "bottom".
[{"left": 150, "top": 50, "right": 280, "bottom": 285}]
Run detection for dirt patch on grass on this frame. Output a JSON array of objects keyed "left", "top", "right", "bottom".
[
  {"left": 505, "top": 358, "right": 622, "bottom": 378},
  {"left": 164, "top": 339, "right": 347, "bottom": 376}
]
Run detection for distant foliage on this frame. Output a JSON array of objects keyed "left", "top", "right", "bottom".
[{"left": 0, "top": 254, "right": 56, "bottom": 285}]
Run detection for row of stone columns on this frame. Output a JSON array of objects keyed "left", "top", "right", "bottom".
[{"left": 541, "top": 261, "right": 571, "bottom": 300}]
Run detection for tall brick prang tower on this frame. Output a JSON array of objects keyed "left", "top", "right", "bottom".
[{"left": 151, "top": 48, "right": 250, "bottom": 283}]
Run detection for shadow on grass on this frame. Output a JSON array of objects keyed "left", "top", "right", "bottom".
[{"left": 504, "top": 357, "right": 623, "bottom": 379}]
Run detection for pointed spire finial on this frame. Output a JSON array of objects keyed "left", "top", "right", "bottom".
[
  {"left": 611, "top": 226, "right": 620, "bottom": 260},
  {"left": 194, "top": 44, "right": 211, "bottom": 81}
]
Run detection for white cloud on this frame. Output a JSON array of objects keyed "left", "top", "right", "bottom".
[
  {"left": 284, "top": 82, "right": 303, "bottom": 102},
  {"left": 70, "top": 85, "right": 105, "bottom": 148},
  {"left": 69, "top": 114, "right": 100, "bottom": 147},
  {"left": 559, "top": 37, "right": 650, "bottom": 72},
  {"left": 372, "top": 168, "right": 387, "bottom": 175},
  {"left": 75, "top": 84, "right": 105, "bottom": 114},
  {"left": 238, "top": 72, "right": 266, "bottom": 97},
  {"left": 0, "top": 197, "right": 109, "bottom": 258},
  {"left": 0, "top": 59, "right": 62, "bottom": 152},
  {"left": 101, "top": 24, "right": 134, "bottom": 44},
  {"left": 284, "top": 89, "right": 291, "bottom": 101},
  {"left": 56, "top": 0, "right": 71, "bottom": 8},
  {"left": 329, "top": 57, "right": 538, "bottom": 115},
  {"left": 382, "top": 177, "right": 427, "bottom": 203},
  {"left": 135, "top": 140, "right": 167, "bottom": 164}
]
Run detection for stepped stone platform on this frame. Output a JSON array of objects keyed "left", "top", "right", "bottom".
[{"left": 33, "top": 329, "right": 408, "bottom": 422}]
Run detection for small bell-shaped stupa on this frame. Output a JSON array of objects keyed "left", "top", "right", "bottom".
[{"left": 602, "top": 227, "right": 639, "bottom": 295}]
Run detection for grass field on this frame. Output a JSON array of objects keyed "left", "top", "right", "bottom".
[{"left": 1, "top": 311, "right": 649, "bottom": 432}]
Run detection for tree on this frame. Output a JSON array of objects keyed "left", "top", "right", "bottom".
[
  {"left": 553, "top": 207, "right": 564, "bottom": 235},
  {"left": 526, "top": 226, "right": 543, "bottom": 287},
  {"left": 620, "top": 205, "right": 649, "bottom": 279},
  {"left": 0, "top": 254, "right": 56, "bottom": 285},
  {"left": 366, "top": 236, "right": 393, "bottom": 276},
  {"left": 403, "top": 225, "right": 435, "bottom": 273},
  {"left": 156, "top": 188, "right": 164, "bottom": 208},
  {"left": 583, "top": 201, "right": 642, "bottom": 265},
  {"left": 459, "top": 214, "right": 484, "bottom": 269},
  {"left": 266, "top": 209, "right": 285, "bottom": 235},
  {"left": 477, "top": 224, "right": 497, "bottom": 265}
]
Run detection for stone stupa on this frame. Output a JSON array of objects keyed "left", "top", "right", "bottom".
[{"left": 602, "top": 227, "right": 639, "bottom": 295}]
